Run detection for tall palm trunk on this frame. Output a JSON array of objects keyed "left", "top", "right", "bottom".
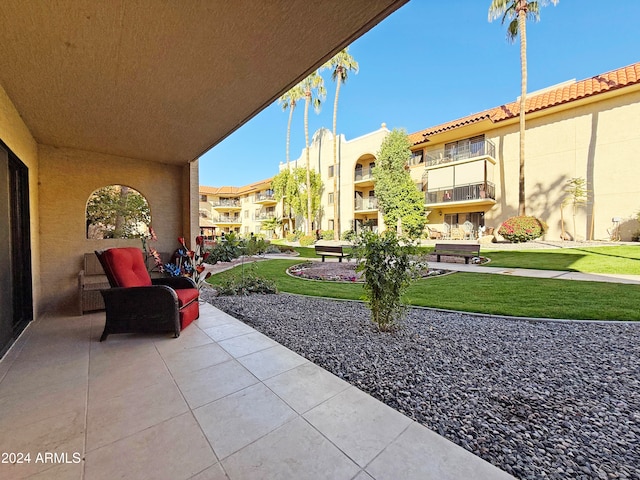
[
  {"left": 304, "top": 91, "right": 312, "bottom": 235},
  {"left": 285, "top": 103, "right": 294, "bottom": 233},
  {"left": 518, "top": 6, "right": 527, "bottom": 216},
  {"left": 332, "top": 71, "right": 342, "bottom": 240}
]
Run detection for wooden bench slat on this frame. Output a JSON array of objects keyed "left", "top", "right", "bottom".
[
  {"left": 314, "top": 245, "right": 351, "bottom": 262},
  {"left": 432, "top": 243, "right": 480, "bottom": 264}
]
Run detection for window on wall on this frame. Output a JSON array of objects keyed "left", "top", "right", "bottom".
[
  {"left": 200, "top": 194, "right": 207, "bottom": 202},
  {"left": 86, "top": 185, "right": 151, "bottom": 239},
  {"left": 328, "top": 165, "right": 339, "bottom": 177},
  {"left": 409, "top": 150, "right": 423, "bottom": 166},
  {"left": 328, "top": 193, "right": 334, "bottom": 204},
  {"left": 444, "top": 135, "right": 485, "bottom": 161}
]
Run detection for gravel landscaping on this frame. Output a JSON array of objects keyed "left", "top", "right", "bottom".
[{"left": 202, "top": 290, "right": 640, "bottom": 480}]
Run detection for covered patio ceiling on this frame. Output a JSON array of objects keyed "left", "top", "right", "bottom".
[{"left": 0, "top": 0, "right": 407, "bottom": 165}]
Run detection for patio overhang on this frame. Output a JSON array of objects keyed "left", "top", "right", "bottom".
[{"left": 0, "top": 0, "right": 407, "bottom": 165}]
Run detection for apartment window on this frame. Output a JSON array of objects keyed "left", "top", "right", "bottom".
[
  {"left": 328, "top": 193, "right": 334, "bottom": 204},
  {"left": 200, "top": 194, "right": 207, "bottom": 202},
  {"left": 244, "top": 210, "right": 249, "bottom": 218},
  {"left": 328, "top": 165, "right": 339, "bottom": 177},
  {"left": 410, "top": 150, "right": 423, "bottom": 166},
  {"left": 328, "top": 220, "right": 334, "bottom": 230},
  {"left": 244, "top": 226, "right": 249, "bottom": 234}
]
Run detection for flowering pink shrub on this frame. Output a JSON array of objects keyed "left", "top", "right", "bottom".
[{"left": 498, "top": 216, "right": 548, "bottom": 243}]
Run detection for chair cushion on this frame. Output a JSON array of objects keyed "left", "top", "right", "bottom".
[
  {"left": 175, "top": 288, "right": 199, "bottom": 308},
  {"left": 99, "top": 248, "right": 152, "bottom": 288},
  {"left": 179, "top": 300, "right": 199, "bottom": 330}
]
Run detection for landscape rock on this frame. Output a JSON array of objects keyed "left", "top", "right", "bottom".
[{"left": 203, "top": 291, "right": 640, "bottom": 480}]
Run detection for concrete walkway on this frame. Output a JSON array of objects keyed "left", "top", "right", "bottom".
[{"left": 426, "top": 261, "right": 640, "bottom": 285}]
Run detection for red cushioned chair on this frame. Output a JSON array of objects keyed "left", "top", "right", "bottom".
[{"left": 95, "top": 247, "right": 199, "bottom": 341}]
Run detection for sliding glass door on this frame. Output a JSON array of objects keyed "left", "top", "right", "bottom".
[{"left": 0, "top": 142, "right": 33, "bottom": 358}]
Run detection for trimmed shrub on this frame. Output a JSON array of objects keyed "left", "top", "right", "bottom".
[
  {"left": 321, "top": 229, "right": 335, "bottom": 240},
  {"left": 498, "top": 216, "right": 547, "bottom": 243},
  {"left": 341, "top": 229, "right": 356, "bottom": 242},
  {"left": 216, "top": 275, "right": 277, "bottom": 295},
  {"left": 264, "top": 244, "right": 282, "bottom": 254},
  {"left": 353, "top": 230, "right": 419, "bottom": 331},
  {"left": 299, "top": 235, "right": 316, "bottom": 247},
  {"left": 215, "top": 264, "right": 277, "bottom": 295},
  {"left": 286, "top": 231, "right": 302, "bottom": 243},
  {"left": 205, "top": 232, "right": 243, "bottom": 263},
  {"left": 244, "top": 236, "right": 268, "bottom": 256}
]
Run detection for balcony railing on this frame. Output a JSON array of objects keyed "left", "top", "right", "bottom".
[
  {"left": 355, "top": 197, "right": 378, "bottom": 211},
  {"left": 354, "top": 167, "right": 374, "bottom": 182},
  {"left": 254, "top": 213, "right": 276, "bottom": 221},
  {"left": 425, "top": 182, "right": 495, "bottom": 204},
  {"left": 425, "top": 139, "right": 496, "bottom": 167},
  {"left": 255, "top": 193, "right": 276, "bottom": 202},
  {"left": 211, "top": 199, "right": 240, "bottom": 207},
  {"left": 213, "top": 215, "right": 241, "bottom": 223}
]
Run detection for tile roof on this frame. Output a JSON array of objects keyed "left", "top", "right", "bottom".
[
  {"left": 200, "top": 178, "right": 272, "bottom": 196},
  {"left": 410, "top": 62, "right": 640, "bottom": 144},
  {"left": 407, "top": 110, "right": 494, "bottom": 144}
]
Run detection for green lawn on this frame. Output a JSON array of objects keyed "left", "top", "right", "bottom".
[
  {"left": 482, "top": 246, "right": 640, "bottom": 274},
  {"left": 208, "top": 259, "right": 640, "bottom": 321},
  {"left": 291, "top": 244, "right": 640, "bottom": 274}
]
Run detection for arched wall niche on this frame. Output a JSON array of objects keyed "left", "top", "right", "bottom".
[{"left": 85, "top": 184, "right": 151, "bottom": 239}]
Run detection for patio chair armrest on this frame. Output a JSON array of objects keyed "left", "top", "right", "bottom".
[
  {"left": 152, "top": 277, "right": 197, "bottom": 290},
  {"left": 100, "top": 285, "right": 178, "bottom": 316},
  {"left": 99, "top": 286, "right": 180, "bottom": 340}
]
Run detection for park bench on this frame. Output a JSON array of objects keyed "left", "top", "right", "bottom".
[
  {"left": 432, "top": 243, "right": 480, "bottom": 264},
  {"left": 314, "top": 245, "right": 351, "bottom": 262}
]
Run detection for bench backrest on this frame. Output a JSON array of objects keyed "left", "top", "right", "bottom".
[
  {"left": 84, "top": 252, "right": 106, "bottom": 276},
  {"left": 315, "top": 245, "right": 344, "bottom": 253},
  {"left": 434, "top": 243, "right": 480, "bottom": 253}
]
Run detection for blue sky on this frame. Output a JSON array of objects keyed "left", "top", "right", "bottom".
[{"left": 200, "top": 0, "right": 640, "bottom": 187}]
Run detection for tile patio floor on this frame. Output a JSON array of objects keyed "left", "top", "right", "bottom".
[{"left": 0, "top": 302, "right": 514, "bottom": 480}]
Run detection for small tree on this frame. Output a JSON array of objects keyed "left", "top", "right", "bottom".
[
  {"left": 260, "top": 216, "right": 281, "bottom": 238},
  {"left": 289, "top": 167, "right": 323, "bottom": 231},
  {"left": 354, "top": 230, "right": 419, "bottom": 332},
  {"left": 373, "top": 129, "right": 426, "bottom": 238},
  {"left": 561, "top": 177, "right": 588, "bottom": 241},
  {"left": 272, "top": 169, "right": 296, "bottom": 233}
]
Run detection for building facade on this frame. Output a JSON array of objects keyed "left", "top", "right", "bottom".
[
  {"left": 201, "top": 62, "right": 640, "bottom": 243},
  {"left": 410, "top": 62, "right": 640, "bottom": 242},
  {"left": 199, "top": 179, "right": 279, "bottom": 239}
]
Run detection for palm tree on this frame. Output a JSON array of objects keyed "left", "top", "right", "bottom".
[
  {"left": 300, "top": 71, "right": 326, "bottom": 234},
  {"left": 489, "top": 0, "right": 558, "bottom": 216},
  {"left": 277, "top": 85, "right": 304, "bottom": 232},
  {"left": 324, "top": 49, "right": 358, "bottom": 240}
]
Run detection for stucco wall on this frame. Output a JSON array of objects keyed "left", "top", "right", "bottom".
[
  {"left": 0, "top": 83, "right": 41, "bottom": 316},
  {"left": 487, "top": 89, "right": 640, "bottom": 241},
  {"left": 286, "top": 127, "right": 389, "bottom": 235},
  {"left": 38, "top": 145, "right": 191, "bottom": 315}
]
